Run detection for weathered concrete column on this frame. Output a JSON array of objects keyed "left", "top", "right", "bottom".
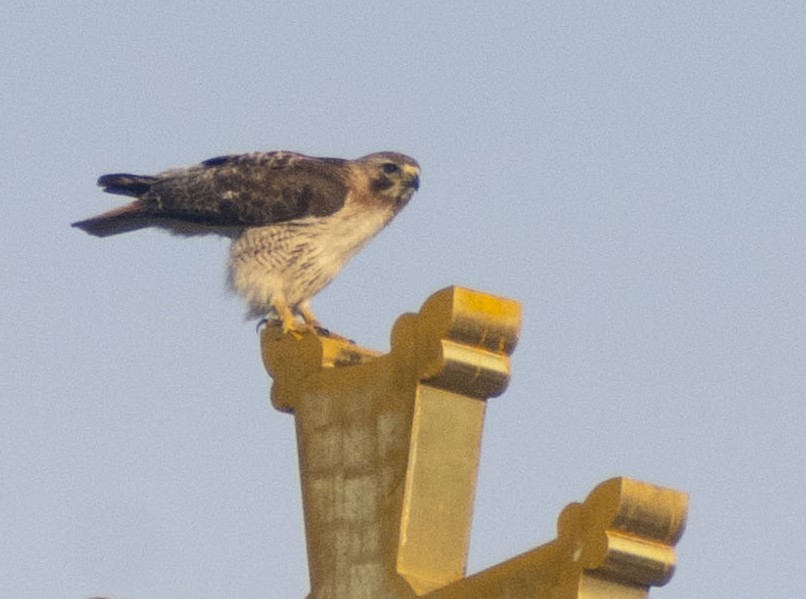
[{"left": 260, "top": 286, "right": 687, "bottom": 599}]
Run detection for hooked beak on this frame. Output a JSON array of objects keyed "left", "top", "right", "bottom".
[{"left": 401, "top": 163, "right": 420, "bottom": 191}]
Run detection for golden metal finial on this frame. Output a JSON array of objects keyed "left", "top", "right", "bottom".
[{"left": 260, "top": 287, "right": 687, "bottom": 598}]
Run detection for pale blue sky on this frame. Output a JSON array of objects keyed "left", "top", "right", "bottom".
[{"left": 3, "top": 2, "right": 805, "bottom": 598}]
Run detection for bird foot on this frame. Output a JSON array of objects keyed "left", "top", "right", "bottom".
[
  {"left": 257, "top": 315, "right": 353, "bottom": 344},
  {"left": 312, "top": 325, "right": 355, "bottom": 344},
  {"left": 285, "top": 326, "right": 309, "bottom": 341},
  {"left": 256, "top": 317, "right": 271, "bottom": 333},
  {"left": 256, "top": 316, "right": 312, "bottom": 340},
  {"left": 274, "top": 318, "right": 315, "bottom": 340}
]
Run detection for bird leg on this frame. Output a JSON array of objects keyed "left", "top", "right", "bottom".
[
  {"left": 298, "top": 300, "right": 354, "bottom": 343},
  {"left": 298, "top": 301, "right": 322, "bottom": 330},
  {"left": 272, "top": 296, "right": 310, "bottom": 339}
]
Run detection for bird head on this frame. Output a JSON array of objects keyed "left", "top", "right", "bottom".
[{"left": 357, "top": 152, "right": 421, "bottom": 209}]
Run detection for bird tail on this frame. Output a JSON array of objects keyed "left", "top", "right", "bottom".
[
  {"left": 72, "top": 202, "right": 153, "bottom": 237},
  {"left": 72, "top": 173, "right": 159, "bottom": 237}
]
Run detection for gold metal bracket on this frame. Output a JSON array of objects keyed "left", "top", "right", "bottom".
[{"left": 261, "top": 287, "right": 687, "bottom": 598}]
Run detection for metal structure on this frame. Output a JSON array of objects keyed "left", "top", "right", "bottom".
[{"left": 261, "top": 286, "right": 687, "bottom": 599}]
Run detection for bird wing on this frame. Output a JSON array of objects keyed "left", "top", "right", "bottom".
[
  {"left": 151, "top": 152, "right": 350, "bottom": 226},
  {"left": 73, "top": 152, "right": 351, "bottom": 237}
]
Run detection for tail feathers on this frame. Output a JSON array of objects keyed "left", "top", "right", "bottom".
[
  {"left": 72, "top": 202, "right": 152, "bottom": 237},
  {"left": 74, "top": 173, "right": 159, "bottom": 236},
  {"left": 97, "top": 173, "right": 158, "bottom": 197}
]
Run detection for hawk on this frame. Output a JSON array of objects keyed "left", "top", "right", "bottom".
[{"left": 72, "top": 150, "right": 421, "bottom": 334}]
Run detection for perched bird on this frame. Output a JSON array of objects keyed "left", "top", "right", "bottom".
[{"left": 72, "top": 150, "right": 421, "bottom": 334}]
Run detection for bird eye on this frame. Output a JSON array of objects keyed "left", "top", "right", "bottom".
[{"left": 382, "top": 163, "right": 399, "bottom": 174}]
